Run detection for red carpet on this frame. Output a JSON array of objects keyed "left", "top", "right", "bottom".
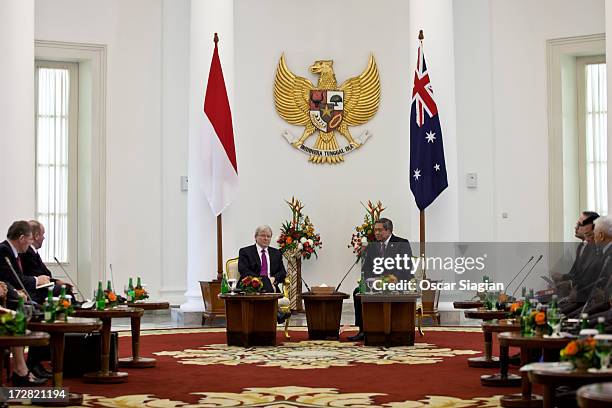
[{"left": 50, "top": 328, "right": 517, "bottom": 407}]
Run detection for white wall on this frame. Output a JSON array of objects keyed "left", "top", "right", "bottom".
[
  {"left": 28, "top": 0, "right": 607, "bottom": 304},
  {"left": 35, "top": 0, "right": 188, "bottom": 303}
]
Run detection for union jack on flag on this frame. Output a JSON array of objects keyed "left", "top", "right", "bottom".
[{"left": 409, "top": 39, "right": 448, "bottom": 210}]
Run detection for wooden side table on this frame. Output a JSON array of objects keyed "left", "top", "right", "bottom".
[
  {"left": 73, "top": 307, "right": 144, "bottom": 383},
  {"left": 479, "top": 319, "right": 522, "bottom": 386},
  {"left": 119, "top": 302, "right": 169, "bottom": 368},
  {"left": 0, "top": 331, "right": 49, "bottom": 386},
  {"left": 359, "top": 293, "right": 420, "bottom": 347},
  {"left": 464, "top": 310, "right": 511, "bottom": 367},
  {"left": 454, "top": 300, "right": 483, "bottom": 309},
  {"left": 578, "top": 382, "right": 612, "bottom": 408},
  {"left": 498, "top": 332, "right": 571, "bottom": 408},
  {"left": 28, "top": 318, "right": 101, "bottom": 406},
  {"left": 220, "top": 293, "right": 282, "bottom": 347},
  {"left": 530, "top": 371, "right": 612, "bottom": 408},
  {"left": 302, "top": 292, "right": 349, "bottom": 340}
]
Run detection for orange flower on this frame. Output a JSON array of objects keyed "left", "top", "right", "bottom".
[
  {"left": 510, "top": 302, "right": 521, "bottom": 313},
  {"left": 286, "top": 237, "right": 293, "bottom": 244},
  {"left": 61, "top": 300, "right": 70, "bottom": 308},
  {"left": 135, "top": 288, "right": 146, "bottom": 297},
  {"left": 585, "top": 337, "right": 597, "bottom": 348},
  {"left": 108, "top": 292, "right": 117, "bottom": 302},
  {"left": 535, "top": 312, "right": 546, "bottom": 325},
  {"left": 563, "top": 341, "right": 579, "bottom": 356}
]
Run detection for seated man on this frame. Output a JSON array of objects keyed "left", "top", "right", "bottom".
[
  {"left": 348, "top": 218, "right": 413, "bottom": 341},
  {"left": 21, "top": 220, "right": 74, "bottom": 304},
  {"left": 0, "top": 221, "right": 51, "bottom": 305},
  {"left": 553, "top": 211, "right": 599, "bottom": 299},
  {"left": 238, "top": 225, "right": 289, "bottom": 323}
]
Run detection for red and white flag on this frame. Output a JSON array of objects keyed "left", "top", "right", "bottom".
[{"left": 203, "top": 34, "right": 238, "bottom": 216}]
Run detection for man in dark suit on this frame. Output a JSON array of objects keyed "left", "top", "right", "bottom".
[
  {"left": 0, "top": 221, "right": 51, "bottom": 305},
  {"left": 348, "top": 218, "right": 413, "bottom": 341},
  {"left": 238, "top": 225, "right": 286, "bottom": 293},
  {"left": 0, "top": 221, "right": 48, "bottom": 386},
  {"left": 21, "top": 220, "right": 73, "bottom": 304},
  {"left": 553, "top": 211, "right": 599, "bottom": 298}
]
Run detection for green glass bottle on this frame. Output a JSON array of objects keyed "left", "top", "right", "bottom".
[
  {"left": 221, "top": 273, "right": 229, "bottom": 294},
  {"left": 59, "top": 285, "right": 68, "bottom": 321},
  {"left": 580, "top": 313, "right": 589, "bottom": 330},
  {"left": 521, "top": 287, "right": 527, "bottom": 298},
  {"left": 520, "top": 299, "right": 531, "bottom": 336},
  {"left": 106, "top": 280, "right": 113, "bottom": 292},
  {"left": 44, "top": 288, "right": 55, "bottom": 323},
  {"left": 15, "top": 298, "right": 26, "bottom": 335},
  {"left": 596, "top": 316, "right": 605, "bottom": 334},
  {"left": 136, "top": 277, "right": 142, "bottom": 289},
  {"left": 127, "top": 277, "right": 135, "bottom": 302},
  {"left": 96, "top": 281, "right": 106, "bottom": 310},
  {"left": 359, "top": 271, "right": 366, "bottom": 294}
]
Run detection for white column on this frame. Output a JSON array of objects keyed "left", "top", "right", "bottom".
[
  {"left": 182, "top": 0, "right": 234, "bottom": 312},
  {"left": 0, "top": 0, "right": 35, "bottom": 230}
]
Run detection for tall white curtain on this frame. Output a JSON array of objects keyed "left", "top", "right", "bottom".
[
  {"left": 36, "top": 67, "right": 69, "bottom": 262},
  {"left": 586, "top": 63, "right": 608, "bottom": 215}
]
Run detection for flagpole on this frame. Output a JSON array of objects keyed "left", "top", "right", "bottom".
[
  {"left": 217, "top": 214, "right": 223, "bottom": 280},
  {"left": 418, "top": 29, "right": 426, "bottom": 280}
]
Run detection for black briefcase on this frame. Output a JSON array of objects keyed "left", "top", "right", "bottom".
[{"left": 63, "top": 332, "right": 119, "bottom": 377}]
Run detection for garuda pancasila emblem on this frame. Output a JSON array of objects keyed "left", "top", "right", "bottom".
[{"left": 274, "top": 54, "right": 380, "bottom": 164}]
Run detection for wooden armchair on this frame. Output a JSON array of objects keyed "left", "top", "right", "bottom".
[{"left": 225, "top": 258, "right": 291, "bottom": 339}]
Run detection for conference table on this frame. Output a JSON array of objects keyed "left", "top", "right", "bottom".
[
  {"left": 220, "top": 293, "right": 283, "bottom": 347},
  {"left": 453, "top": 300, "right": 484, "bottom": 309},
  {"left": 302, "top": 292, "right": 349, "bottom": 340},
  {"left": 358, "top": 293, "right": 420, "bottom": 347},
  {"left": 28, "top": 318, "right": 102, "bottom": 406}
]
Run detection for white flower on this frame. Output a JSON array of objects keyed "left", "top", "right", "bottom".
[
  {"left": 307, "top": 239, "right": 314, "bottom": 246},
  {"left": 361, "top": 237, "right": 368, "bottom": 245},
  {"left": 297, "top": 243, "right": 303, "bottom": 250},
  {"left": 300, "top": 237, "right": 307, "bottom": 244}
]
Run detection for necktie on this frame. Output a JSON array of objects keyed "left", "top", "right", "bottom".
[
  {"left": 380, "top": 243, "right": 386, "bottom": 257},
  {"left": 16, "top": 255, "right": 22, "bottom": 272},
  {"left": 260, "top": 249, "right": 268, "bottom": 276}
]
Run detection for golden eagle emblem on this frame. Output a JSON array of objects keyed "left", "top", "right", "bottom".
[{"left": 274, "top": 54, "right": 380, "bottom": 164}]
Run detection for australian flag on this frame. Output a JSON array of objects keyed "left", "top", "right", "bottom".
[{"left": 409, "top": 41, "right": 448, "bottom": 211}]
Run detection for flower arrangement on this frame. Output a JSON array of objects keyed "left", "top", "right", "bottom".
[
  {"left": 277, "top": 197, "right": 322, "bottom": 260},
  {"left": 0, "top": 311, "right": 19, "bottom": 335},
  {"left": 134, "top": 287, "right": 149, "bottom": 301},
  {"left": 55, "top": 297, "right": 74, "bottom": 320},
  {"left": 560, "top": 338, "right": 597, "bottom": 370},
  {"left": 105, "top": 289, "right": 118, "bottom": 307},
  {"left": 509, "top": 301, "right": 524, "bottom": 317},
  {"left": 527, "top": 308, "right": 548, "bottom": 335},
  {"left": 241, "top": 276, "right": 264, "bottom": 294},
  {"left": 349, "top": 200, "right": 385, "bottom": 260}
]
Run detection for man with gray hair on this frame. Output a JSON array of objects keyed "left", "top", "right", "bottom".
[{"left": 238, "top": 225, "right": 287, "bottom": 294}]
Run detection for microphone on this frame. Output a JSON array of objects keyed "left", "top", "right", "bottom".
[
  {"left": 504, "top": 256, "right": 534, "bottom": 294},
  {"left": 511, "top": 255, "right": 543, "bottom": 297},
  {"left": 54, "top": 256, "right": 87, "bottom": 302},
  {"left": 335, "top": 258, "right": 361, "bottom": 293},
  {"left": 300, "top": 275, "right": 312, "bottom": 292},
  {"left": 4, "top": 257, "right": 33, "bottom": 302}
]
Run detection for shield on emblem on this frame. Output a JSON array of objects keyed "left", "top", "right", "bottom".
[{"left": 309, "top": 90, "right": 344, "bottom": 132}]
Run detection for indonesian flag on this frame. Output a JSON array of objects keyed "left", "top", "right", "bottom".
[{"left": 203, "top": 34, "right": 238, "bottom": 216}]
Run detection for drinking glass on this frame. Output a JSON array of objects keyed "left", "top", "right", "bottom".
[
  {"left": 23, "top": 304, "right": 34, "bottom": 322},
  {"left": 227, "top": 278, "right": 238, "bottom": 294},
  {"left": 547, "top": 308, "right": 561, "bottom": 337},
  {"left": 594, "top": 336, "right": 612, "bottom": 371}
]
